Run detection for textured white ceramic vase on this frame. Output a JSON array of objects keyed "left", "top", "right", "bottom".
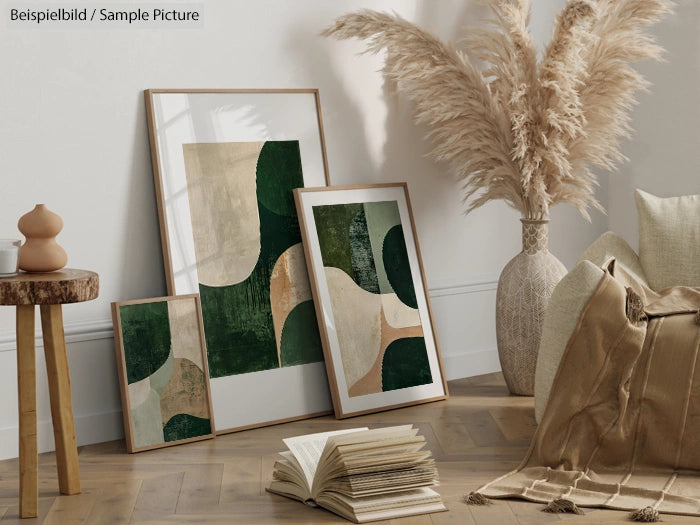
[{"left": 496, "top": 219, "right": 567, "bottom": 396}]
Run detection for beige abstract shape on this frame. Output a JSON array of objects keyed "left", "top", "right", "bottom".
[
  {"left": 159, "top": 358, "right": 210, "bottom": 425},
  {"left": 182, "top": 141, "right": 263, "bottom": 287},
  {"left": 325, "top": 267, "right": 383, "bottom": 390},
  {"left": 270, "top": 243, "right": 313, "bottom": 364},
  {"left": 381, "top": 293, "right": 421, "bottom": 329},
  {"left": 128, "top": 376, "right": 152, "bottom": 408},
  {"left": 348, "top": 302, "right": 424, "bottom": 397},
  {"left": 168, "top": 298, "right": 203, "bottom": 366}
]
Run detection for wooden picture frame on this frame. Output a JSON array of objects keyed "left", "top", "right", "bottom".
[
  {"left": 145, "top": 89, "right": 333, "bottom": 432},
  {"left": 111, "top": 294, "right": 215, "bottom": 452},
  {"left": 295, "top": 183, "right": 448, "bottom": 418}
]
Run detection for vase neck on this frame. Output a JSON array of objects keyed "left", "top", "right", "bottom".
[{"left": 521, "top": 219, "right": 549, "bottom": 255}]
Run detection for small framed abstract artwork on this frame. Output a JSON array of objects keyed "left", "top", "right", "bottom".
[
  {"left": 111, "top": 294, "right": 215, "bottom": 452},
  {"left": 145, "top": 89, "right": 333, "bottom": 432},
  {"left": 295, "top": 183, "right": 448, "bottom": 418}
]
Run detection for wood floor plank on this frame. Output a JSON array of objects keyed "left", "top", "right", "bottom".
[
  {"left": 389, "top": 514, "right": 432, "bottom": 524},
  {"left": 550, "top": 508, "right": 697, "bottom": 524},
  {"left": 174, "top": 464, "right": 223, "bottom": 513},
  {"left": 429, "top": 495, "right": 476, "bottom": 525},
  {"left": 506, "top": 499, "right": 565, "bottom": 525},
  {"left": 130, "top": 472, "right": 184, "bottom": 523},
  {"left": 466, "top": 498, "right": 520, "bottom": 525},
  {"left": 433, "top": 421, "right": 477, "bottom": 456},
  {"left": 2, "top": 373, "right": 699, "bottom": 524},
  {"left": 0, "top": 497, "right": 54, "bottom": 524},
  {"left": 461, "top": 409, "right": 511, "bottom": 447},
  {"left": 490, "top": 406, "right": 538, "bottom": 443},
  {"left": 220, "top": 457, "right": 261, "bottom": 502},
  {"left": 43, "top": 489, "right": 98, "bottom": 525},
  {"left": 82, "top": 480, "right": 141, "bottom": 525}
]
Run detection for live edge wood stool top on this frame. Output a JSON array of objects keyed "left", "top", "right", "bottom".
[
  {"left": 0, "top": 269, "right": 99, "bottom": 519},
  {"left": 0, "top": 268, "right": 99, "bottom": 305}
]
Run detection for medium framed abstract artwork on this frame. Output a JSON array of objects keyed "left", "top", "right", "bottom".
[
  {"left": 111, "top": 294, "right": 215, "bottom": 452},
  {"left": 295, "top": 183, "right": 448, "bottom": 418},
  {"left": 145, "top": 89, "right": 333, "bottom": 432}
]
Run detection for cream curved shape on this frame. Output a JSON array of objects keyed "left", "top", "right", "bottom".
[
  {"left": 182, "top": 141, "right": 263, "bottom": 287},
  {"left": 381, "top": 293, "right": 420, "bottom": 329},
  {"left": 128, "top": 376, "right": 153, "bottom": 408},
  {"left": 325, "top": 267, "right": 383, "bottom": 390},
  {"left": 168, "top": 298, "right": 204, "bottom": 366},
  {"left": 270, "top": 243, "right": 313, "bottom": 362}
]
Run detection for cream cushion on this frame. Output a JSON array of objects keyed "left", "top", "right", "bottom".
[
  {"left": 635, "top": 189, "right": 700, "bottom": 290},
  {"left": 533, "top": 259, "right": 604, "bottom": 423},
  {"left": 577, "top": 231, "right": 649, "bottom": 287}
]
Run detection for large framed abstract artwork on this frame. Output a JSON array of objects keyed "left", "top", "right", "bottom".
[
  {"left": 145, "top": 89, "right": 333, "bottom": 432},
  {"left": 295, "top": 183, "right": 448, "bottom": 418},
  {"left": 111, "top": 294, "right": 215, "bottom": 452}
]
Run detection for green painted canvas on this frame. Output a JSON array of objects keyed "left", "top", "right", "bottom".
[
  {"left": 312, "top": 200, "right": 432, "bottom": 397},
  {"left": 182, "top": 141, "right": 323, "bottom": 379},
  {"left": 118, "top": 297, "right": 212, "bottom": 450}
]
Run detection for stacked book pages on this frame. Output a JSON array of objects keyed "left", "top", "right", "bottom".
[{"left": 267, "top": 425, "right": 446, "bottom": 523}]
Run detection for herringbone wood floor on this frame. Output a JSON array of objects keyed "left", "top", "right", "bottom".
[{"left": 0, "top": 373, "right": 696, "bottom": 524}]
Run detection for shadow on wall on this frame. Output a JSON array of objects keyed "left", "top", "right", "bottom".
[
  {"left": 289, "top": 1, "right": 526, "bottom": 280},
  {"left": 609, "top": 0, "right": 700, "bottom": 246},
  {"left": 378, "top": 2, "right": 501, "bottom": 259},
  {"left": 116, "top": 93, "right": 168, "bottom": 302}
]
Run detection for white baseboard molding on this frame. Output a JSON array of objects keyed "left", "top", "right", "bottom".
[
  {"left": 0, "top": 318, "right": 114, "bottom": 353},
  {"left": 0, "top": 408, "right": 124, "bottom": 461},
  {"left": 442, "top": 347, "right": 501, "bottom": 382},
  {"left": 0, "top": 276, "right": 502, "bottom": 460}
]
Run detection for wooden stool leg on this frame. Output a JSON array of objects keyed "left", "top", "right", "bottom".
[
  {"left": 40, "top": 304, "right": 81, "bottom": 496},
  {"left": 16, "top": 305, "right": 37, "bottom": 518}
]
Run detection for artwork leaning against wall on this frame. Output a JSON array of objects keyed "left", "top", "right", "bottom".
[{"left": 145, "top": 89, "right": 333, "bottom": 433}]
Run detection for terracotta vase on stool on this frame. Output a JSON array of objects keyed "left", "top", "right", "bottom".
[{"left": 17, "top": 204, "right": 68, "bottom": 272}]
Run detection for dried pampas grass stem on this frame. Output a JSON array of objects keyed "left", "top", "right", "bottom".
[{"left": 322, "top": 0, "right": 673, "bottom": 220}]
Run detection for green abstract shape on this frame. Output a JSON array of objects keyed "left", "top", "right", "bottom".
[
  {"left": 162, "top": 414, "right": 212, "bottom": 442},
  {"left": 119, "top": 302, "right": 171, "bottom": 385},
  {"left": 199, "top": 141, "right": 320, "bottom": 378},
  {"left": 364, "top": 201, "right": 401, "bottom": 294},
  {"left": 256, "top": 141, "right": 303, "bottom": 217},
  {"left": 149, "top": 349, "right": 174, "bottom": 396},
  {"left": 312, "top": 203, "right": 363, "bottom": 279},
  {"left": 349, "top": 210, "right": 380, "bottom": 294},
  {"left": 381, "top": 337, "right": 432, "bottom": 391},
  {"left": 131, "top": 389, "right": 164, "bottom": 448},
  {"left": 280, "top": 301, "right": 324, "bottom": 367},
  {"left": 383, "top": 224, "right": 418, "bottom": 309},
  {"left": 200, "top": 205, "right": 292, "bottom": 377}
]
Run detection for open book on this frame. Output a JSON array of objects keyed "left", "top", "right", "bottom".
[{"left": 266, "top": 425, "right": 446, "bottom": 523}]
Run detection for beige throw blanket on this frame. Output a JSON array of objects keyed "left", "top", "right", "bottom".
[{"left": 476, "top": 260, "right": 700, "bottom": 518}]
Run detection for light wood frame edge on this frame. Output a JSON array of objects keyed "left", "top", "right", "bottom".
[
  {"left": 143, "top": 88, "right": 334, "bottom": 433},
  {"left": 294, "top": 182, "right": 449, "bottom": 420},
  {"left": 144, "top": 88, "right": 331, "bottom": 296},
  {"left": 110, "top": 293, "right": 217, "bottom": 453}
]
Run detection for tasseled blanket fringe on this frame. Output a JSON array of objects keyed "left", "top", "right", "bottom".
[
  {"left": 464, "top": 492, "right": 491, "bottom": 505},
  {"left": 542, "top": 498, "right": 584, "bottom": 514},
  {"left": 629, "top": 506, "right": 660, "bottom": 522},
  {"left": 465, "top": 495, "right": 664, "bottom": 521}
]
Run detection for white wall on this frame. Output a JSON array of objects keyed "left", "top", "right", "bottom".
[
  {"left": 607, "top": 1, "right": 700, "bottom": 247},
  {"left": 0, "top": 0, "right": 695, "bottom": 459}
]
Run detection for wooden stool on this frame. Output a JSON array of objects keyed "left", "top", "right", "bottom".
[{"left": 0, "top": 269, "right": 99, "bottom": 518}]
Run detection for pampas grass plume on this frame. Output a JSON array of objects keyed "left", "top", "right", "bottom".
[{"left": 322, "top": 0, "right": 673, "bottom": 220}]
